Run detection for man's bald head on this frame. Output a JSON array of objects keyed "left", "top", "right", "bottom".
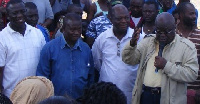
[
  {"left": 155, "top": 12, "right": 176, "bottom": 44},
  {"left": 155, "top": 12, "right": 175, "bottom": 30},
  {"left": 111, "top": 4, "right": 129, "bottom": 18},
  {"left": 111, "top": 4, "right": 130, "bottom": 34}
]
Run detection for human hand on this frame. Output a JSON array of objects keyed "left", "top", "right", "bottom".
[
  {"left": 130, "top": 27, "right": 141, "bottom": 47},
  {"left": 154, "top": 56, "right": 167, "bottom": 69}
]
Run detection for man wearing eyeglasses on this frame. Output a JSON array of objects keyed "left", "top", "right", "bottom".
[
  {"left": 122, "top": 12, "right": 199, "bottom": 104},
  {"left": 92, "top": 4, "right": 144, "bottom": 104},
  {"left": 0, "top": 0, "right": 46, "bottom": 97}
]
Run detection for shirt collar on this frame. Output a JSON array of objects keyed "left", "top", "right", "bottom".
[
  {"left": 7, "top": 22, "right": 32, "bottom": 35},
  {"left": 105, "top": 27, "right": 133, "bottom": 39},
  {"left": 153, "top": 34, "right": 177, "bottom": 47},
  {"left": 60, "top": 35, "right": 82, "bottom": 51}
]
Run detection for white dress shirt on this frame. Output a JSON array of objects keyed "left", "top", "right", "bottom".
[
  {"left": 92, "top": 27, "right": 144, "bottom": 104},
  {"left": 0, "top": 23, "right": 46, "bottom": 97}
]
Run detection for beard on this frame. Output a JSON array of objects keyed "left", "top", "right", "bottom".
[{"left": 183, "top": 18, "right": 196, "bottom": 27}]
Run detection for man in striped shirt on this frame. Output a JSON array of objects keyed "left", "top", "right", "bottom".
[
  {"left": 176, "top": 2, "right": 200, "bottom": 62},
  {"left": 176, "top": 2, "right": 200, "bottom": 103}
]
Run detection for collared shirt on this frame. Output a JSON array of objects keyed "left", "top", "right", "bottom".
[
  {"left": 129, "top": 12, "right": 143, "bottom": 29},
  {"left": 92, "top": 27, "right": 144, "bottom": 104},
  {"left": 86, "top": 15, "right": 112, "bottom": 39},
  {"left": 0, "top": 23, "right": 46, "bottom": 97},
  {"left": 36, "top": 24, "right": 50, "bottom": 42},
  {"left": 159, "top": 2, "right": 176, "bottom": 14},
  {"left": 143, "top": 43, "right": 162, "bottom": 87},
  {"left": 36, "top": 35, "right": 94, "bottom": 99}
]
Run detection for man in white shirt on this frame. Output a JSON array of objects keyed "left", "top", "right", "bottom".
[
  {"left": 92, "top": 4, "right": 144, "bottom": 104},
  {"left": 0, "top": 0, "right": 46, "bottom": 97}
]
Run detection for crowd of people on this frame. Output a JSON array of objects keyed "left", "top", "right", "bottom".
[{"left": 0, "top": 0, "right": 199, "bottom": 104}]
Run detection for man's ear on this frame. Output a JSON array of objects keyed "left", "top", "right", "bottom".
[{"left": 179, "top": 13, "right": 184, "bottom": 20}]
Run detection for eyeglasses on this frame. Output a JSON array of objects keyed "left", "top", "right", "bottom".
[
  {"left": 117, "top": 42, "right": 120, "bottom": 57},
  {"left": 155, "top": 29, "right": 174, "bottom": 35}
]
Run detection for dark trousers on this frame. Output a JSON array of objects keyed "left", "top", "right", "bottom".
[{"left": 140, "top": 85, "right": 161, "bottom": 104}]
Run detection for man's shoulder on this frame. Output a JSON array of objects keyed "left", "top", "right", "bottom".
[
  {"left": 79, "top": 39, "right": 91, "bottom": 51},
  {"left": 0, "top": 25, "right": 14, "bottom": 40},
  {"left": 0, "top": 26, "right": 9, "bottom": 34},
  {"left": 95, "top": 28, "right": 112, "bottom": 40},
  {"left": 47, "top": 37, "right": 60, "bottom": 46},
  {"left": 179, "top": 35, "right": 196, "bottom": 49},
  {"left": 27, "top": 24, "right": 40, "bottom": 32}
]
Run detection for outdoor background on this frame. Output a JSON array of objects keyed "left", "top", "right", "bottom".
[{"left": 89, "top": 0, "right": 200, "bottom": 28}]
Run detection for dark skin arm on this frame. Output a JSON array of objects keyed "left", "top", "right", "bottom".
[
  {"left": 83, "top": 0, "right": 91, "bottom": 14},
  {"left": 86, "top": 3, "right": 96, "bottom": 23},
  {"left": 86, "top": 37, "right": 95, "bottom": 48},
  {"left": 0, "top": 67, "right": 4, "bottom": 93},
  {"left": 130, "top": 28, "right": 141, "bottom": 47}
]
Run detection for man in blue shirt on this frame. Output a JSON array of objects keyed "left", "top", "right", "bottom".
[
  {"left": 36, "top": 13, "right": 94, "bottom": 99},
  {"left": 24, "top": 2, "right": 50, "bottom": 42},
  {"left": 159, "top": 0, "right": 176, "bottom": 14}
]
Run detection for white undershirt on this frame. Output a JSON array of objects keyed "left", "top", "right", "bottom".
[{"left": 131, "top": 17, "right": 141, "bottom": 27}]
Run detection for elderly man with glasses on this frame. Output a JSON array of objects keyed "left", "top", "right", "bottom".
[{"left": 122, "top": 12, "right": 199, "bottom": 104}]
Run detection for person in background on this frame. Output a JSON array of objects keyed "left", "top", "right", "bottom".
[
  {"left": 0, "top": 0, "right": 9, "bottom": 28},
  {"left": 49, "top": 0, "right": 72, "bottom": 15},
  {"left": 37, "top": 13, "right": 94, "bottom": 99},
  {"left": 176, "top": 3, "right": 200, "bottom": 104},
  {"left": 25, "top": 2, "right": 50, "bottom": 42},
  {"left": 85, "top": 0, "right": 122, "bottom": 48},
  {"left": 122, "top": 12, "right": 198, "bottom": 104},
  {"left": 23, "top": 0, "right": 54, "bottom": 28},
  {"left": 129, "top": 0, "right": 144, "bottom": 29},
  {"left": 177, "top": 0, "right": 198, "bottom": 26},
  {"left": 54, "top": 4, "right": 83, "bottom": 38},
  {"left": 176, "top": 2, "right": 199, "bottom": 58},
  {"left": 10, "top": 76, "right": 54, "bottom": 104},
  {"left": 81, "top": 82, "right": 127, "bottom": 104},
  {"left": 0, "top": 0, "right": 46, "bottom": 97},
  {"left": 87, "top": 0, "right": 108, "bottom": 22},
  {"left": 139, "top": 1, "right": 159, "bottom": 36},
  {"left": 159, "top": 0, "right": 176, "bottom": 14}
]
